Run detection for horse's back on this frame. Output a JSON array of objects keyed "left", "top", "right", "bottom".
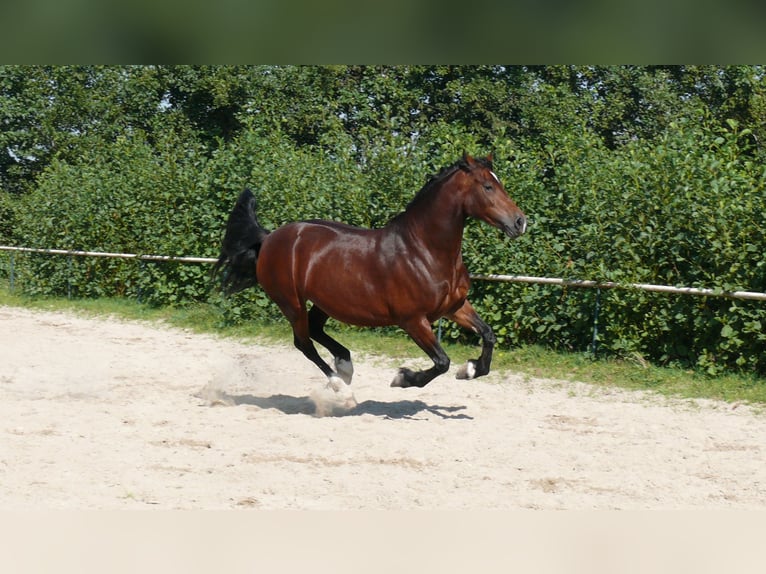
[{"left": 261, "top": 219, "right": 379, "bottom": 257}]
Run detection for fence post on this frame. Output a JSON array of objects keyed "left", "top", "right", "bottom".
[
  {"left": 9, "top": 252, "right": 15, "bottom": 291},
  {"left": 590, "top": 288, "right": 601, "bottom": 356},
  {"left": 137, "top": 261, "right": 145, "bottom": 303},
  {"left": 67, "top": 255, "right": 73, "bottom": 300}
]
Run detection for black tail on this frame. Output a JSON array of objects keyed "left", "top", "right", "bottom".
[{"left": 213, "top": 188, "right": 270, "bottom": 295}]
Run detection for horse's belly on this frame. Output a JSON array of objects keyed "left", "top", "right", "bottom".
[
  {"left": 308, "top": 271, "right": 466, "bottom": 328},
  {"left": 306, "top": 275, "right": 397, "bottom": 327}
]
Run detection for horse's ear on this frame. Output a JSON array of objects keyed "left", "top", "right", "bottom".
[
  {"left": 486, "top": 153, "right": 493, "bottom": 163},
  {"left": 461, "top": 151, "right": 474, "bottom": 169}
]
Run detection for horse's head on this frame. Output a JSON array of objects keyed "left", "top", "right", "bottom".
[{"left": 458, "top": 153, "right": 527, "bottom": 239}]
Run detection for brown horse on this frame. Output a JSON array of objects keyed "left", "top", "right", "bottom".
[{"left": 214, "top": 153, "right": 526, "bottom": 391}]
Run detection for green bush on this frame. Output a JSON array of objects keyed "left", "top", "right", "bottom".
[{"left": 13, "top": 130, "right": 212, "bottom": 303}]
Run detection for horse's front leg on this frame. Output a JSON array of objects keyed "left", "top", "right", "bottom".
[
  {"left": 391, "top": 317, "right": 450, "bottom": 388},
  {"left": 448, "top": 300, "right": 496, "bottom": 379}
]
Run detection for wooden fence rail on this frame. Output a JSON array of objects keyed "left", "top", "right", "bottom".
[{"left": 3, "top": 245, "right": 766, "bottom": 301}]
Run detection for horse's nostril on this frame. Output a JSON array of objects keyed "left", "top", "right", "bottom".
[{"left": 516, "top": 215, "right": 527, "bottom": 234}]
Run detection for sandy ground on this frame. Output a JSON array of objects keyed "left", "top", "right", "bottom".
[{"left": 2, "top": 305, "right": 766, "bottom": 510}]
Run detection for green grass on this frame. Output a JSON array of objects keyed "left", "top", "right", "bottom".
[{"left": 2, "top": 283, "right": 765, "bottom": 406}]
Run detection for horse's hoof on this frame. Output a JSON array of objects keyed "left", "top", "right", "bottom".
[
  {"left": 390, "top": 369, "right": 410, "bottom": 388},
  {"left": 334, "top": 358, "right": 354, "bottom": 385},
  {"left": 456, "top": 360, "right": 477, "bottom": 380}
]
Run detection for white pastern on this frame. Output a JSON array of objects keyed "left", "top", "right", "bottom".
[
  {"left": 390, "top": 371, "right": 406, "bottom": 388},
  {"left": 456, "top": 360, "right": 477, "bottom": 380},
  {"left": 334, "top": 358, "right": 354, "bottom": 385}
]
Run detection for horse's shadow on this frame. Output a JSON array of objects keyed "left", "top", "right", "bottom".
[{"left": 222, "top": 392, "right": 473, "bottom": 420}]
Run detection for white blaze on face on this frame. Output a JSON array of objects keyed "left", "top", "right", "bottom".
[{"left": 490, "top": 171, "right": 500, "bottom": 184}]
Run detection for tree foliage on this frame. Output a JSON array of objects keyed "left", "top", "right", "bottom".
[{"left": 2, "top": 65, "right": 766, "bottom": 375}]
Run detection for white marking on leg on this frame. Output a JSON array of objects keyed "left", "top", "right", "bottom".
[
  {"left": 334, "top": 357, "right": 354, "bottom": 385},
  {"left": 391, "top": 371, "right": 407, "bottom": 388},
  {"left": 455, "top": 360, "right": 477, "bottom": 380}
]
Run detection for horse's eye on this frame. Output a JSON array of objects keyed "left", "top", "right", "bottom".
[{"left": 483, "top": 182, "right": 494, "bottom": 192}]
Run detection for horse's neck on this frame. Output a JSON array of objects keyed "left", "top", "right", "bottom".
[{"left": 391, "top": 181, "right": 466, "bottom": 260}]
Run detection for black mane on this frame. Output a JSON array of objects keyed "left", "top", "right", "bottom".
[{"left": 404, "top": 155, "right": 493, "bottom": 211}]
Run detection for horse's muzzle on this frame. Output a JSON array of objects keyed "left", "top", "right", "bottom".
[{"left": 501, "top": 214, "right": 527, "bottom": 239}]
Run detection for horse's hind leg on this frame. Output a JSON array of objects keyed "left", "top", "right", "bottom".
[
  {"left": 279, "top": 301, "right": 348, "bottom": 392},
  {"left": 448, "top": 300, "right": 495, "bottom": 379},
  {"left": 308, "top": 306, "right": 353, "bottom": 384}
]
